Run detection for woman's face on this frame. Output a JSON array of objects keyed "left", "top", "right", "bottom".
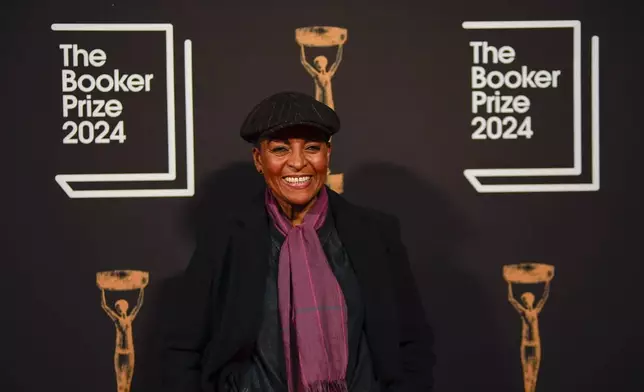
[{"left": 252, "top": 126, "right": 331, "bottom": 208}]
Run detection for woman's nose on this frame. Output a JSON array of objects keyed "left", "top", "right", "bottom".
[{"left": 287, "top": 148, "right": 306, "bottom": 170}]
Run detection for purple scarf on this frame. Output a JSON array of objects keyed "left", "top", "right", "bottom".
[{"left": 265, "top": 187, "right": 349, "bottom": 392}]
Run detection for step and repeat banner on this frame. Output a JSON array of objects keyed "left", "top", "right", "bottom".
[{"left": 5, "top": 1, "right": 642, "bottom": 391}]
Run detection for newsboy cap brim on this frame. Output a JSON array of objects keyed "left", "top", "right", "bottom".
[{"left": 239, "top": 91, "right": 340, "bottom": 144}]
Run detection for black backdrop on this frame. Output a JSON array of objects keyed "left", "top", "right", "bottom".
[{"left": 4, "top": 1, "right": 643, "bottom": 391}]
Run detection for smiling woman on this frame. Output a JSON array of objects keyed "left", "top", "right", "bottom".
[
  {"left": 163, "top": 92, "right": 435, "bottom": 392},
  {"left": 252, "top": 126, "right": 332, "bottom": 225}
]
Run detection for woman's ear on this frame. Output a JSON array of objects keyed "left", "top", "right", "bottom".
[{"left": 252, "top": 146, "right": 263, "bottom": 174}]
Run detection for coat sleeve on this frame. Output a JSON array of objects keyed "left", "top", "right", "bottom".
[
  {"left": 381, "top": 215, "right": 436, "bottom": 391},
  {"left": 161, "top": 225, "right": 230, "bottom": 392}
]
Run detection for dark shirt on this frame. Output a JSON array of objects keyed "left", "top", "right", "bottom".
[{"left": 225, "top": 209, "right": 379, "bottom": 391}]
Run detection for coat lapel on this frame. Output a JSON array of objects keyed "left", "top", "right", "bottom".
[
  {"left": 328, "top": 190, "right": 401, "bottom": 379},
  {"left": 218, "top": 190, "right": 272, "bottom": 357}
]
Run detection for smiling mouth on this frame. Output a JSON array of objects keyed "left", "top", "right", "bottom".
[{"left": 282, "top": 175, "right": 313, "bottom": 187}]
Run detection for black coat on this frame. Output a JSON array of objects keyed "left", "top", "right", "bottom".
[{"left": 162, "top": 188, "right": 435, "bottom": 391}]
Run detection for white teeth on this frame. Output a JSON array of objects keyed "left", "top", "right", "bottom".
[{"left": 284, "top": 176, "right": 311, "bottom": 184}]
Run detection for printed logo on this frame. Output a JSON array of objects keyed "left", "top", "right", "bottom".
[
  {"left": 463, "top": 21, "right": 600, "bottom": 193},
  {"left": 52, "top": 24, "right": 194, "bottom": 198},
  {"left": 503, "top": 263, "right": 554, "bottom": 392},
  {"left": 97, "top": 270, "right": 149, "bottom": 392}
]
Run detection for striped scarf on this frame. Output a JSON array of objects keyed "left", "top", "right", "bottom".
[{"left": 265, "top": 187, "right": 349, "bottom": 392}]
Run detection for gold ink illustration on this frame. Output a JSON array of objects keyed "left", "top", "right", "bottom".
[
  {"left": 295, "top": 26, "right": 347, "bottom": 193},
  {"left": 503, "top": 263, "right": 554, "bottom": 392},
  {"left": 97, "top": 270, "right": 149, "bottom": 392}
]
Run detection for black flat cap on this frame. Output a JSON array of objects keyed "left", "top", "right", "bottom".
[{"left": 240, "top": 91, "right": 340, "bottom": 143}]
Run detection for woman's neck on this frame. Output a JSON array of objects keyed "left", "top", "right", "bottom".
[{"left": 277, "top": 196, "right": 318, "bottom": 226}]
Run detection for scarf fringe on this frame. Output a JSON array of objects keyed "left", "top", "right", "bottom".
[{"left": 304, "top": 380, "right": 349, "bottom": 392}]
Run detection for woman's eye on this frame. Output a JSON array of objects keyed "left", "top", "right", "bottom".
[
  {"left": 270, "top": 146, "right": 288, "bottom": 153},
  {"left": 306, "top": 145, "right": 321, "bottom": 151}
]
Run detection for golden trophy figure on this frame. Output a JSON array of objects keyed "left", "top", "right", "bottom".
[
  {"left": 503, "top": 263, "right": 553, "bottom": 392},
  {"left": 296, "top": 26, "right": 347, "bottom": 193},
  {"left": 97, "top": 270, "right": 149, "bottom": 392}
]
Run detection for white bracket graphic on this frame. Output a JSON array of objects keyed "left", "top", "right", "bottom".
[
  {"left": 462, "top": 21, "right": 599, "bottom": 193},
  {"left": 51, "top": 23, "right": 194, "bottom": 198}
]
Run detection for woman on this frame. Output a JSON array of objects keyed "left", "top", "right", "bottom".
[{"left": 163, "top": 92, "right": 435, "bottom": 392}]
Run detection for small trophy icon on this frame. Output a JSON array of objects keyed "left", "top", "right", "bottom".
[
  {"left": 296, "top": 26, "right": 346, "bottom": 193},
  {"left": 97, "top": 270, "right": 149, "bottom": 392},
  {"left": 503, "top": 263, "right": 553, "bottom": 392}
]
